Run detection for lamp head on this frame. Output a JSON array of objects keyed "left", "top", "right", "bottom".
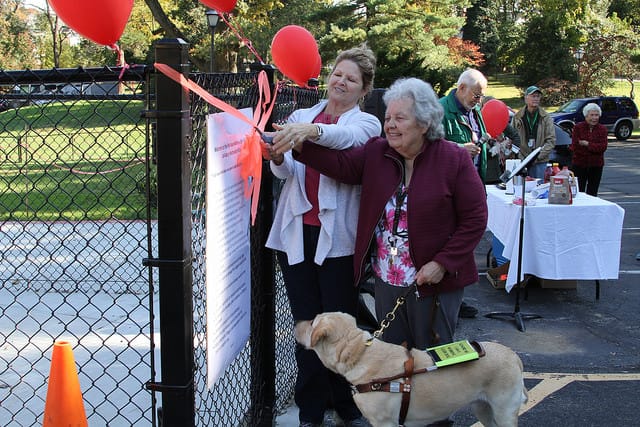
[{"left": 206, "top": 10, "right": 220, "bottom": 29}]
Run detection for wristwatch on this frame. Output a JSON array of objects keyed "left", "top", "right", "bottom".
[{"left": 315, "top": 124, "right": 323, "bottom": 140}]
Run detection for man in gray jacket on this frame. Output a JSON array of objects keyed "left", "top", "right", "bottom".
[{"left": 512, "top": 86, "right": 556, "bottom": 178}]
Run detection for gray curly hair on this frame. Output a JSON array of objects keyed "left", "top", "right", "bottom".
[
  {"left": 582, "top": 102, "right": 601, "bottom": 117},
  {"left": 383, "top": 78, "right": 445, "bottom": 141}
]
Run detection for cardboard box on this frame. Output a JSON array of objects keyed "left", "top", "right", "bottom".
[
  {"left": 538, "top": 279, "right": 577, "bottom": 289},
  {"left": 486, "top": 272, "right": 506, "bottom": 289},
  {"left": 486, "top": 263, "right": 510, "bottom": 289}
]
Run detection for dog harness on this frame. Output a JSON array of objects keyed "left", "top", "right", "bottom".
[
  {"left": 355, "top": 353, "right": 418, "bottom": 426},
  {"left": 355, "top": 342, "right": 486, "bottom": 426}
]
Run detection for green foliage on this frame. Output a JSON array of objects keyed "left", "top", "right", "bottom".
[
  {"left": 314, "top": 0, "right": 475, "bottom": 86},
  {"left": 6, "top": 0, "right": 640, "bottom": 98},
  {"left": 464, "top": 0, "right": 524, "bottom": 73},
  {"left": 375, "top": 49, "right": 459, "bottom": 95},
  {"left": 608, "top": 0, "right": 640, "bottom": 29},
  {"left": 463, "top": 0, "right": 500, "bottom": 71},
  {"left": 0, "top": 1, "right": 39, "bottom": 69},
  {"left": 516, "top": 13, "right": 580, "bottom": 87}
]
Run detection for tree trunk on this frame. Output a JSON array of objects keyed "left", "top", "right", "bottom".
[{"left": 142, "top": 0, "right": 207, "bottom": 71}]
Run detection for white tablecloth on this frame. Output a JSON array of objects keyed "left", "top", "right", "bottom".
[{"left": 486, "top": 185, "right": 625, "bottom": 291}]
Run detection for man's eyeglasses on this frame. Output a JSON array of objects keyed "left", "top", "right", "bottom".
[{"left": 472, "top": 92, "right": 484, "bottom": 100}]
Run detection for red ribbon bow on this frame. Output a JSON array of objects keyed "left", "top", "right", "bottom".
[{"left": 154, "top": 63, "right": 275, "bottom": 225}]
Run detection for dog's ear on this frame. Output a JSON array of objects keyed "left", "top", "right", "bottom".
[{"left": 310, "top": 317, "right": 331, "bottom": 347}]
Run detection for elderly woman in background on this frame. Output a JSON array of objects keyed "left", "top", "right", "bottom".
[
  {"left": 265, "top": 44, "right": 380, "bottom": 427},
  {"left": 570, "top": 102, "right": 608, "bottom": 196},
  {"left": 272, "top": 77, "right": 487, "bottom": 356}
]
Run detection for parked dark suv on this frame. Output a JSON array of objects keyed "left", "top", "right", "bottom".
[{"left": 550, "top": 96, "right": 640, "bottom": 140}]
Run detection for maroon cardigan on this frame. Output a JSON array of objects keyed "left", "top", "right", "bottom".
[
  {"left": 294, "top": 136, "right": 488, "bottom": 296},
  {"left": 570, "top": 121, "right": 608, "bottom": 168}
]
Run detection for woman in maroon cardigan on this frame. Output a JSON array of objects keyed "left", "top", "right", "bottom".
[
  {"left": 268, "top": 78, "right": 487, "bottom": 355},
  {"left": 570, "top": 103, "right": 608, "bottom": 196}
]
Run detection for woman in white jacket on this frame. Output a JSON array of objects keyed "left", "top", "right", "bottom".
[{"left": 265, "top": 45, "right": 380, "bottom": 427}]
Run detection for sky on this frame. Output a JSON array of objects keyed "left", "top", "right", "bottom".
[{"left": 24, "top": 0, "right": 47, "bottom": 10}]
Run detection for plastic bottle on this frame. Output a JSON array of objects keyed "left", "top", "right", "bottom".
[
  {"left": 543, "top": 163, "right": 553, "bottom": 183},
  {"left": 552, "top": 162, "right": 560, "bottom": 177},
  {"left": 559, "top": 166, "right": 571, "bottom": 177}
]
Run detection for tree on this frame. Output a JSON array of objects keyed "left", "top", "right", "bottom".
[
  {"left": 516, "top": 13, "right": 579, "bottom": 87},
  {"left": 462, "top": 0, "right": 526, "bottom": 74},
  {"left": 576, "top": 10, "right": 640, "bottom": 97},
  {"left": 315, "top": 0, "right": 480, "bottom": 89},
  {"left": 38, "top": 1, "right": 70, "bottom": 68},
  {"left": 0, "top": 0, "right": 38, "bottom": 70},
  {"left": 608, "top": 0, "right": 640, "bottom": 29},
  {"left": 513, "top": 0, "right": 595, "bottom": 89},
  {"left": 510, "top": 1, "right": 640, "bottom": 102},
  {"left": 462, "top": 0, "right": 500, "bottom": 72},
  {"left": 140, "top": 0, "right": 286, "bottom": 72}
]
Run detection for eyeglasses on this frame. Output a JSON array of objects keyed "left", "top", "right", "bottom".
[{"left": 472, "top": 92, "right": 484, "bottom": 100}]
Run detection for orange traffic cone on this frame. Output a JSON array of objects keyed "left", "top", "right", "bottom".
[{"left": 43, "top": 341, "right": 88, "bottom": 427}]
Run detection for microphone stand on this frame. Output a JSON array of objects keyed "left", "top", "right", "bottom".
[{"left": 485, "top": 166, "right": 542, "bottom": 332}]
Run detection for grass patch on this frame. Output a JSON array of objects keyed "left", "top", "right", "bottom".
[
  {"left": 0, "top": 100, "right": 151, "bottom": 221},
  {"left": 485, "top": 74, "right": 523, "bottom": 109}
]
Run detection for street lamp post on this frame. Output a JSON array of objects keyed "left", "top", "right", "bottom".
[
  {"left": 574, "top": 48, "right": 585, "bottom": 97},
  {"left": 205, "top": 10, "right": 220, "bottom": 72}
]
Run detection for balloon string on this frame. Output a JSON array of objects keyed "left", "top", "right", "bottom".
[
  {"left": 112, "top": 43, "right": 130, "bottom": 80},
  {"left": 154, "top": 62, "right": 256, "bottom": 128},
  {"left": 219, "top": 13, "right": 265, "bottom": 64}
]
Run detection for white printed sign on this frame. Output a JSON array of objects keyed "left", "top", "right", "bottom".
[{"left": 206, "top": 109, "right": 252, "bottom": 388}]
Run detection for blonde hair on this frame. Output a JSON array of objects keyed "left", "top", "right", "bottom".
[{"left": 332, "top": 44, "right": 377, "bottom": 94}]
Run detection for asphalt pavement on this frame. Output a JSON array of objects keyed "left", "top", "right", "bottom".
[
  {"left": 452, "top": 136, "right": 640, "bottom": 426},
  {"left": 276, "top": 136, "right": 640, "bottom": 426}
]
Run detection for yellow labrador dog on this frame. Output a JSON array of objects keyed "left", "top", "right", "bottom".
[{"left": 295, "top": 312, "right": 527, "bottom": 427}]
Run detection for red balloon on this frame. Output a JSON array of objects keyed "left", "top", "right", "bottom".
[
  {"left": 199, "top": 0, "right": 237, "bottom": 13},
  {"left": 47, "top": 0, "right": 133, "bottom": 47},
  {"left": 481, "top": 99, "right": 510, "bottom": 138},
  {"left": 271, "top": 26, "right": 320, "bottom": 87}
]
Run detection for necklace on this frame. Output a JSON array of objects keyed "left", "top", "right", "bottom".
[{"left": 388, "top": 163, "right": 409, "bottom": 261}]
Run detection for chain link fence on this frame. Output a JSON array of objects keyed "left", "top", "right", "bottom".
[
  {"left": 0, "top": 66, "right": 155, "bottom": 426},
  {"left": 187, "top": 68, "right": 323, "bottom": 426},
  {"left": 1, "top": 56, "right": 324, "bottom": 425}
]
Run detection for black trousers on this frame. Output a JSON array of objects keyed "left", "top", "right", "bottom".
[
  {"left": 571, "top": 164, "right": 603, "bottom": 196},
  {"left": 374, "top": 277, "right": 463, "bottom": 350},
  {"left": 276, "top": 225, "right": 362, "bottom": 424}
]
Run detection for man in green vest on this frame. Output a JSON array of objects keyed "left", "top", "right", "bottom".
[
  {"left": 440, "top": 68, "right": 489, "bottom": 183},
  {"left": 440, "top": 68, "right": 489, "bottom": 319}
]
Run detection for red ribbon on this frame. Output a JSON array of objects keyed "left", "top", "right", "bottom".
[{"left": 154, "top": 62, "right": 275, "bottom": 225}]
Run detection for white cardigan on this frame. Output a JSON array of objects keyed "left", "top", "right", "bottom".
[{"left": 266, "top": 100, "right": 381, "bottom": 265}]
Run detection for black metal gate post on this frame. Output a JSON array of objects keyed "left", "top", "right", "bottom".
[
  {"left": 149, "top": 38, "right": 195, "bottom": 426},
  {"left": 249, "top": 63, "right": 277, "bottom": 426}
]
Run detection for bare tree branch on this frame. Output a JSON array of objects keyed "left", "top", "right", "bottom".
[{"left": 142, "top": 0, "right": 206, "bottom": 70}]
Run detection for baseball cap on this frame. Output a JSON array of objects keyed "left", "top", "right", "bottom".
[{"left": 525, "top": 86, "right": 542, "bottom": 96}]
